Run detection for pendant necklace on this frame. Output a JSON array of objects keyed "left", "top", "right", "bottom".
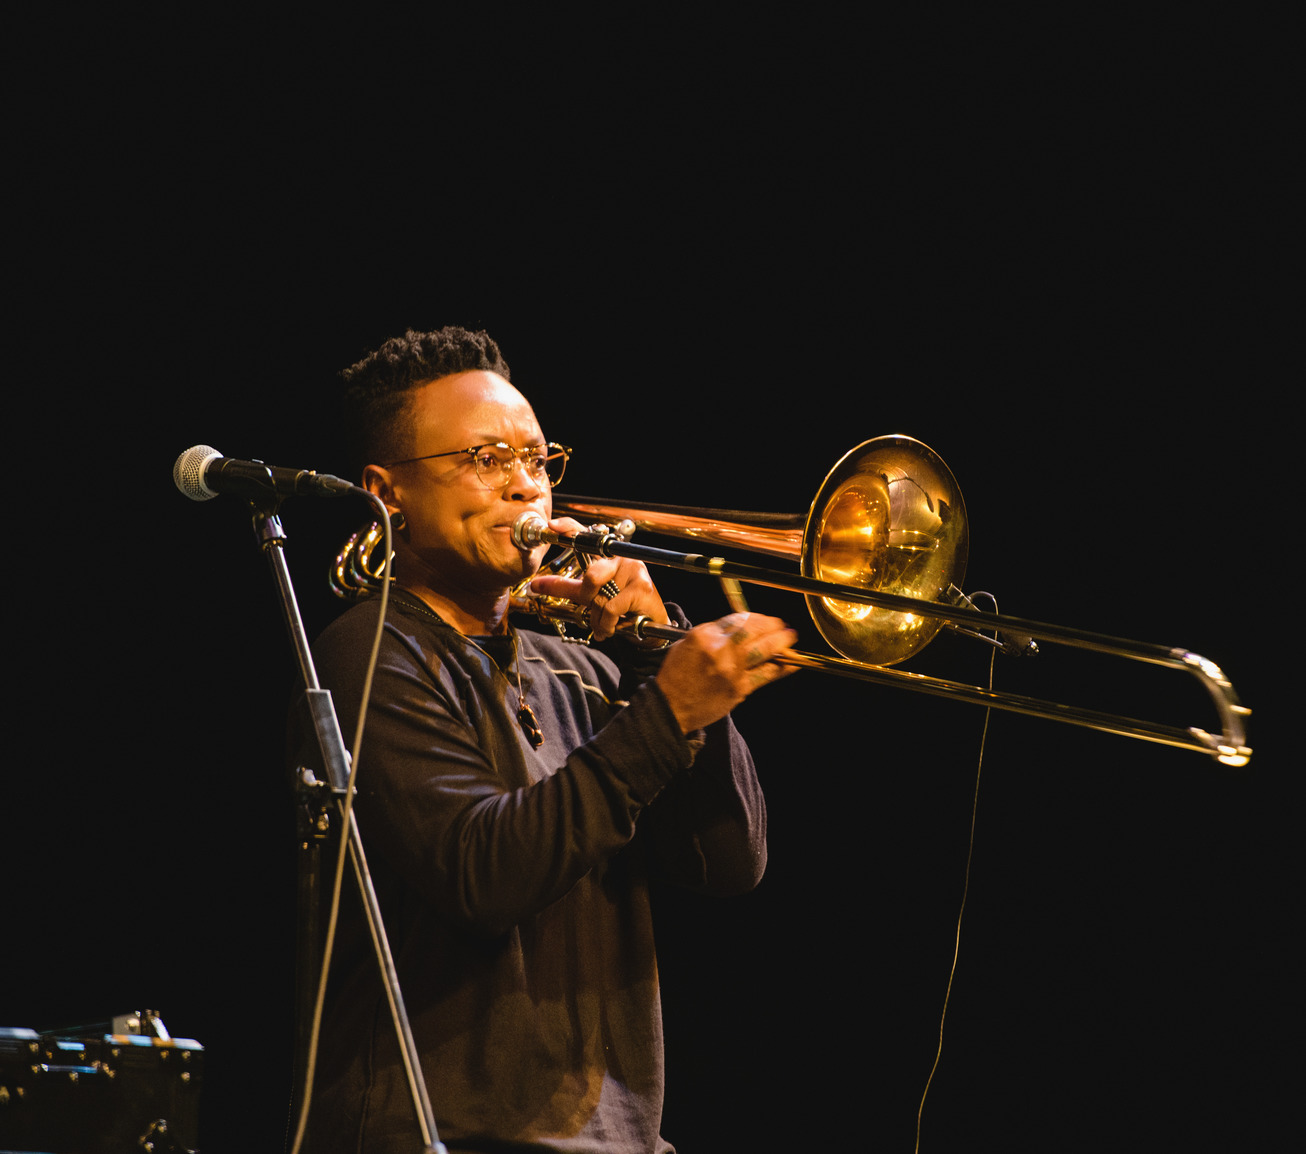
[
  {"left": 506, "top": 628, "right": 545, "bottom": 748},
  {"left": 392, "top": 589, "right": 544, "bottom": 749},
  {"left": 465, "top": 626, "right": 544, "bottom": 749}
]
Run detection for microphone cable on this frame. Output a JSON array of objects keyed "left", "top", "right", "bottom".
[
  {"left": 915, "top": 591, "right": 999, "bottom": 1153},
  {"left": 289, "top": 497, "right": 395, "bottom": 1154}
]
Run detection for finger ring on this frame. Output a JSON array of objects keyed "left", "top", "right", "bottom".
[{"left": 597, "top": 579, "right": 621, "bottom": 600}]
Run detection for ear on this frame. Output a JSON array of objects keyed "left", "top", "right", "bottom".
[{"left": 362, "top": 464, "right": 401, "bottom": 517}]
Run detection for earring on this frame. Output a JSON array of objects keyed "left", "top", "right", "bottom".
[{"left": 391, "top": 510, "right": 407, "bottom": 532}]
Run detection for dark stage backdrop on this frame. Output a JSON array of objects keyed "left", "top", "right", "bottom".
[{"left": 7, "top": 16, "right": 1289, "bottom": 1154}]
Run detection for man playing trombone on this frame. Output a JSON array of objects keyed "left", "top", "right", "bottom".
[{"left": 297, "top": 326, "right": 796, "bottom": 1152}]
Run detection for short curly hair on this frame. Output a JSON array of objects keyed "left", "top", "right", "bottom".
[{"left": 340, "top": 326, "right": 511, "bottom": 471}]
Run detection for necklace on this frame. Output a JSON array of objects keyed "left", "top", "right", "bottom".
[
  {"left": 393, "top": 589, "right": 544, "bottom": 748},
  {"left": 505, "top": 628, "right": 545, "bottom": 749}
]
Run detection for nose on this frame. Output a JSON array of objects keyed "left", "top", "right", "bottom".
[{"left": 503, "top": 453, "right": 545, "bottom": 500}]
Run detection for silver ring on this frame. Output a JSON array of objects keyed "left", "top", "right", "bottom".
[{"left": 597, "top": 579, "right": 621, "bottom": 600}]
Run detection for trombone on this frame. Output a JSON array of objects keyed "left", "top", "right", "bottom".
[{"left": 332, "top": 436, "right": 1251, "bottom": 767}]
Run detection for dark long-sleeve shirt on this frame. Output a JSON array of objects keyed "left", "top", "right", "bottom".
[{"left": 295, "top": 590, "right": 766, "bottom": 1153}]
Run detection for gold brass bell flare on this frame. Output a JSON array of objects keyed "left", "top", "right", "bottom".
[{"left": 803, "top": 436, "right": 968, "bottom": 667}]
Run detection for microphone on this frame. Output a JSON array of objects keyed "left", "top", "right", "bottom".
[
  {"left": 943, "top": 584, "right": 1039, "bottom": 658},
  {"left": 173, "top": 445, "right": 355, "bottom": 502},
  {"left": 998, "top": 630, "right": 1039, "bottom": 658}
]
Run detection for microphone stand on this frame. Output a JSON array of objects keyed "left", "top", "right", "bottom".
[{"left": 248, "top": 496, "right": 445, "bottom": 1154}]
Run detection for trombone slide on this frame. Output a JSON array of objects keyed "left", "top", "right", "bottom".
[{"left": 514, "top": 515, "right": 1251, "bottom": 767}]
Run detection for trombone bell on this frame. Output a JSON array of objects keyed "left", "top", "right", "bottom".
[
  {"left": 803, "top": 436, "right": 969, "bottom": 667},
  {"left": 560, "top": 436, "right": 970, "bottom": 668}
]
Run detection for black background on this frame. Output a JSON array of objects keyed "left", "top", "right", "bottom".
[{"left": 6, "top": 12, "right": 1291, "bottom": 1153}]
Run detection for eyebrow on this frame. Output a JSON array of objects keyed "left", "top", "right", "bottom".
[{"left": 470, "top": 438, "right": 547, "bottom": 448}]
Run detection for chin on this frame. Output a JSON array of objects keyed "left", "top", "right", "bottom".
[{"left": 496, "top": 544, "right": 545, "bottom": 587}]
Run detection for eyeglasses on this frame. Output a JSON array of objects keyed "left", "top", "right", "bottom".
[{"left": 383, "top": 442, "right": 572, "bottom": 489}]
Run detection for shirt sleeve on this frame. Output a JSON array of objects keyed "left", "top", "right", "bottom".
[
  {"left": 639, "top": 714, "right": 768, "bottom": 896},
  {"left": 306, "top": 604, "right": 701, "bottom": 938},
  {"left": 603, "top": 603, "right": 769, "bottom": 896}
]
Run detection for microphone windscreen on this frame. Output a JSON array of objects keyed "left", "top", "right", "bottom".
[{"left": 173, "top": 445, "right": 222, "bottom": 501}]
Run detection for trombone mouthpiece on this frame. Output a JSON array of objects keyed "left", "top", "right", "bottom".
[{"left": 512, "top": 512, "right": 550, "bottom": 549}]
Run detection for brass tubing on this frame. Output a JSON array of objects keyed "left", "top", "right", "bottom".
[{"left": 525, "top": 520, "right": 1251, "bottom": 767}]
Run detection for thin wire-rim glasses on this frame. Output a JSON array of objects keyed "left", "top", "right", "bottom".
[{"left": 383, "top": 442, "right": 571, "bottom": 489}]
